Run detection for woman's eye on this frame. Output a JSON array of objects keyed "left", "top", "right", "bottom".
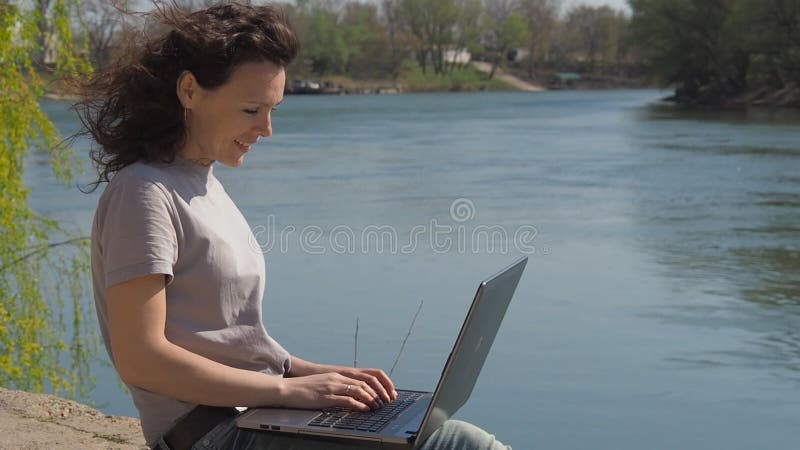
[{"left": 243, "top": 109, "right": 259, "bottom": 115}]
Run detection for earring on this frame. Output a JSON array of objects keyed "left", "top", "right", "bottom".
[{"left": 184, "top": 108, "right": 188, "bottom": 123}]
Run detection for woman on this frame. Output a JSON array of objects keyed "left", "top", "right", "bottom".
[{"left": 79, "top": 3, "right": 510, "bottom": 449}]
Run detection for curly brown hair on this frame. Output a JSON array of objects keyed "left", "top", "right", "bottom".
[{"left": 75, "top": 2, "right": 299, "bottom": 191}]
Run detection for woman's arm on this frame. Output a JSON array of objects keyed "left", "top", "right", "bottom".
[{"left": 107, "top": 274, "right": 376, "bottom": 411}]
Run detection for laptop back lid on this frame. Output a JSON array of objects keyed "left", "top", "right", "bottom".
[{"left": 414, "top": 257, "right": 527, "bottom": 447}]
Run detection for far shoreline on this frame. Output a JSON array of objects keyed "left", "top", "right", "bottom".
[{"left": 41, "top": 74, "right": 800, "bottom": 111}]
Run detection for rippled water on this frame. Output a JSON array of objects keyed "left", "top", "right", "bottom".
[{"left": 32, "top": 90, "right": 800, "bottom": 449}]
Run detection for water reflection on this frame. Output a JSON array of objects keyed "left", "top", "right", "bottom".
[
  {"left": 643, "top": 102, "right": 800, "bottom": 125},
  {"left": 652, "top": 144, "right": 800, "bottom": 158},
  {"left": 734, "top": 248, "right": 800, "bottom": 308},
  {"left": 631, "top": 104, "right": 800, "bottom": 378}
]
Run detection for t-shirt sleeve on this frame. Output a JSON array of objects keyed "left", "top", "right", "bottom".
[{"left": 98, "top": 176, "right": 178, "bottom": 289}]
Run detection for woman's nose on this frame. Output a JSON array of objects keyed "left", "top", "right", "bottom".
[{"left": 257, "top": 113, "right": 272, "bottom": 137}]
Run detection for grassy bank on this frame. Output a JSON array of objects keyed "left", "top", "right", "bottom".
[
  {"left": 399, "top": 63, "right": 513, "bottom": 92},
  {"left": 39, "top": 59, "right": 525, "bottom": 98},
  {"left": 291, "top": 63, "right": 516, "bottom": 95}
]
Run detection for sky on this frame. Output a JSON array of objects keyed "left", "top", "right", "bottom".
[{"left": 566, "top": 0, "right": 631, "bottom": 13}]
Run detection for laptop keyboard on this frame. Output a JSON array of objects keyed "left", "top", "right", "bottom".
[{"left": 308, "top": 391, "right": 424, "bottom": 433}]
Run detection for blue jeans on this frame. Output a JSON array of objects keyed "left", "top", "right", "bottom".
[{"left": 164, "top": 417, "right": 511, "bottom": 450}]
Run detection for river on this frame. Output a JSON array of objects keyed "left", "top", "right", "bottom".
[{"left": 31, "top": 90, "right": 800, "bottom": 449}]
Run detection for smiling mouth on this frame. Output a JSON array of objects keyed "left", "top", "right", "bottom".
[{"left": 234, "top": 139, "right": 254, "bottom": 149}]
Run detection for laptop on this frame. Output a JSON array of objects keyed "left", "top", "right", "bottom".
[{"left": 236, "top": 256, "right": 528, "bottom": 449}]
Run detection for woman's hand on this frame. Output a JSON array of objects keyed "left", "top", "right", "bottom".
[
  {"left": 280, "top": 372, "right": 387, "bottom": 411},
  {"left": 287, "top": 356, "right": 399, "bottom": 406},
  {"left": 327, "top": 366, "right": 398, "bottom": 404}
]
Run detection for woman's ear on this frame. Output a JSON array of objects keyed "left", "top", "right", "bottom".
[{"left": 176, "top": 71, "right": 199, "bottom": 108}]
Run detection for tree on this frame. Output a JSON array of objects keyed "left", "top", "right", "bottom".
[
  {"left": 380, "top": 0, "right": 404, "bottom": 78},
  {"left": 447, "top": 0, "right": 483, "bottom": 72},
  {"left": 562, "top": 5, "right": 626, "bottom": 73},
  {"left": 629, "top": 0, "right": 745, "bottom": 102},
  {"left": 77, "top": 0, "right": 131, "bottom": 69},
  {"left": 399, "top": 0, "right": 460, "bottom": 75},
  {"left": 517, "top": 0, "right": 560, "bottom": 78},
  {"left": 630, "top": 0, "right": 800, "bottom": 104},
  {"left": 483, "top": 0, "right": 530, "bottom": 79},
  {"left": 0, "top": 1, "right": 94, "bottom": 398},
  {"left": 341, "top": 2, "right": 391, "bottom": 78},
  {"left": 742, "top": 0, "right": 800, "bottom": 87},
  {"left": 32, "top": 0, "right": 53, "bottom": 66},
  {"left": 304, "top": 5, "right": 349, "bottom": 75}
]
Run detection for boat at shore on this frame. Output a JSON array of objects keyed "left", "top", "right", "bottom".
[
  {"left": 285, "top": 79, "right": 402, "bottom": 95},
  {"left": 285, "top": 79, "right": 343, "bottom": 95}
]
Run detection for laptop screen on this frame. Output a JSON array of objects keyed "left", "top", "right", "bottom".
[{"left": 415, "top": 257, "right": 527, "bottom": 446}]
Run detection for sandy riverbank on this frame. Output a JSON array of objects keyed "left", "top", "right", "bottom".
[
  {"left": 470, "top": 61, "right": 545, "bottom": 92},
  {"left": 0, "top": 387, "right": 145, "bottom": 449}
]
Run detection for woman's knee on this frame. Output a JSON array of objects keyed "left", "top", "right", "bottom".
[{"left": 420, "top": 419, "right": 510, "bottom": 450}]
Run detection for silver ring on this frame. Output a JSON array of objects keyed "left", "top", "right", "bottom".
[{"left": 344, "top": 384, "right": 352, "bottom": 396}]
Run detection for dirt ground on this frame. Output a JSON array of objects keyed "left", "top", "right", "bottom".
[
  {"left": 471, "top": 61, "right": 545, "bottom": 92},
  {"left": 0, "top": 387, "right": 146, "bottom": 449}
]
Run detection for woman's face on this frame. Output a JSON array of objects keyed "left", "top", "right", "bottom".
[{"left": 179, "top": 60, "right": 285, "bottom": 167}]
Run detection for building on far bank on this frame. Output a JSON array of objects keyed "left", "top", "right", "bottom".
[
  {"left": 443, "top": 47, "right": 471, "bottom": 65},
  {"left": 507, "top": 48, "right": 530, "bottom": 63}
]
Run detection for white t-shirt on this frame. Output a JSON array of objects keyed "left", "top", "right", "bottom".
[{"left": 91, "top": 157, "right": 290, "bottom": 446}]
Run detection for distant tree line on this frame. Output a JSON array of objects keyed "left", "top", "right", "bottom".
[
  {"left": 70, "top": 0, "right": 641, "bottom": 85},
  {"left": 39, "top": 0, "right": 800, "bottom": 103},
  {"left": 630, "top": 0, "right": 800, "bottom": 105}
]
